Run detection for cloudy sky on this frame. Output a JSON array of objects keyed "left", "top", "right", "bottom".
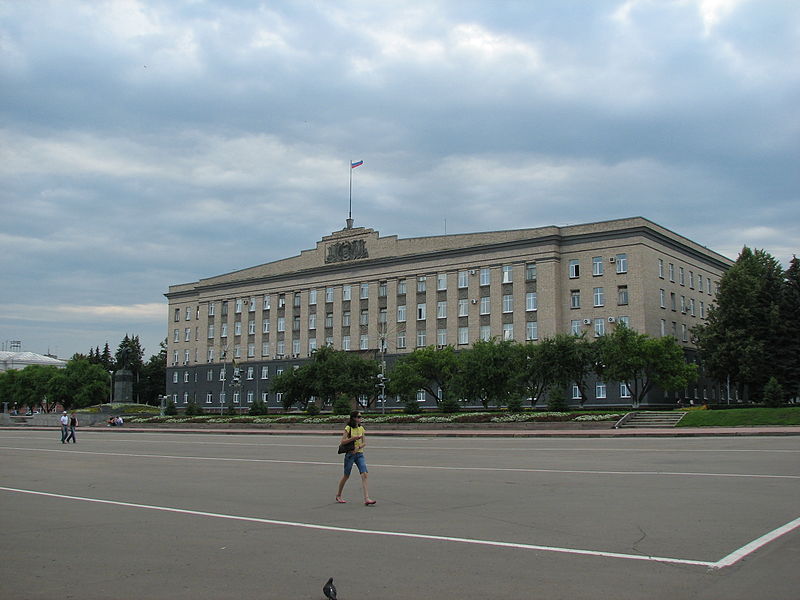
[{"left": 1, "top": 0, "right": 798, "bottom": 360}]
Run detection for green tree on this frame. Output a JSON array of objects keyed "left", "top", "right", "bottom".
[
  {"left": 776, "top": 256, "right": 800, "bottom": 400},
  {"left": 693, "top": 247, "right": 784, "bottom": 401},
  {"left": 138, "top": 340, "right": 166, "bottom": 405},
  {"left": 514, "top": 342, "right": 553, "bottom": 407},
  {"left": 15, "top": 365, "right": 59, "bottom": 412},
  {"left": 541, "top": 334, "right": 596, "bottom": 406},
  {"left": 387, "top": 345, "right": 459, "bottom": 408},
  {"left": 455, "top": 339, "right": 520, "bottom": 408},
  {"left": 762, "top": 376, "right": 784, "bottom": 408},
  {"left": 49, "top": 358, "right": 110, "bottom": 409},
  {"left": 595, "top": 325, "right": 698, "bottom": 407}
]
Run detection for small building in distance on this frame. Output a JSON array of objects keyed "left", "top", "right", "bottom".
[{"left": 0, "top": 351, "right": 67, "bottom": 373}]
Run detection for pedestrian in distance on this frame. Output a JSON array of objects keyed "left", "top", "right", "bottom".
[
  {"left": 335, "top": 410, "right": 376, "bottom": 506},
  {"left": 60, "top": 411, "right": 69, "bottom": 443},
  {"left": 65, "top": 412, "right": 78, "bottom": 444}
]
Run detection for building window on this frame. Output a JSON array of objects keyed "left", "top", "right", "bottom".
[
  {"left": 221, "top": 323, "right": 228, "bottom": 338},
  {"left": 174, "top": 308, "right": 180, "bottom": 322},
  {"left": 263, "top": 321, "right": 270, "bottom": 334},
  {"left": 480, "top": 268, "right": 490, "bottom": 286},
  {"left": 658, "top": 259, "right": 664, "bottom": 278},
  {"left": 208, "top": 302, "right": 216, "bottom": 316},
  {"left": 526, "top": 292, "right": 537, "bottom": 311},
  {"left": 397, "top": 305, "right": 406, "bottom": 322},
  {"left": 682, "top": 324, "right": 688, "bottom": 342},
  {"left": 325, "top": 287, "right": 334, "bottom": 303},
  {"left": 670, "top": 292, "right": 677, "bottom": 311},
  {"left": 397, "top": 332, "right": 406, "bottom": 349},
  {"left": 660, "top": 319, "right": 666, "bottom": 336},
  {"left": 593, "top": 256, "right": 604, "bottom": 276},
  {"left": 526, "top": 263, "right": 537, "bottom": 281},
  {"left": 234, "top": 321, "right": 242, "bottom": 336},
  {"left": 277, "top": 317, "right": 285, "bottom": 332},
  {"left": 207, "top": 348, "right": 214, "bottom": 363},
  {"left": 502, "top": 323, "right": 514, "bottom": 341},
  {"left": 173, "top": 329, "right": 180, "bottom": 343},
  {"left": 620, "top": 383, "right": 631, "bottom": 398},
  {"left": 397, "top": 279, "right": 407, "bottom": 295},
  {"left": 359, "top": 310, "right": 369, "bottom": 326},
  {"left": 417, "top": 276, "right": 427, "bottom": 293},
  {"left": 593, "top": 287, "right": 604, "bottom": 307},
  {"left": 502, "top": 265, "right": 513, "bottom": 283},
  {"left": 342, "top": 285, "right": 351, "bottom": 301},
  {"left": 342, "top": 336, "right": 351, "bottom": 351},
  {"left": 689, "top": 271, "right": 695, "bottom": 289},
  {"left": 458, "top": 299, "right": 468, "bottom": 317},
  {"left": 248, "top": 320, "right": 256, "bottom": 335},
  {"left": 206, "top": 392, "right": 213, "bottom": 404},
  {"left": 437, "top": 301, "right": 447, "bottom": 319},
  {"left": 503, "top": 294, "right": 513, "bottom": 313},
  {"left": 360, "top": 283, "right": 369, "bottom": 299},
  {"left": 437, "top": 329, "right": 447, "bottom": 346},
  {"left": 618, "top": 286, "right": 629, "bottom": 305},
  {"left": 325, "top": 313, "right": 333, "bottom": 328},
  {"left": 572, "top": 385, "right": 581, "bottom": 400},
  {"left": 479, "top": 325, "right": 491, "bottom": 341},
  {"left": 309, "top": 289, "right": 317, "bottom": 305},
  {"left": 379, "top": 308, "right": 387, "bottom": 324},
  {"left": 669, "top": 263, "right": 675, "bottom": 282},
  {"left": 570, "top": 290, "right": 581, "bottom": 309},
  {"left": 569, "top": 259, "right": 580, "bottom": 278},
  {"left": 262, "top": 295, "right": 270, "bottom": 310},
  {"left": 437, "top": 273, "right": 447, "bottom": 291},
  {"left": 660, "top": 289, "right": 666, "bottom": 308},
  {"left": 571, "top": 320, "right": 581, "bottom": 336},
  {"left": 379, "top": 281, "right": 387, "bottom": 297},
  {"left": 458, "top": 271, "right": 469, "bottom": 288},
  {"left": 235, "top": 299, "right": 243, "bottom": 314},
  {"left": 618, "top": 315, "right": 630, "bottom": 328},
  {"left": 526, "top": 321, "right": 538, "bottom": 341},
  {"left": 360, "top": 335, "right": 369, "bottom": 350},
  {"left": 417, "top": 304, "right": 426, "bottom": 320},
  {"left": 416, "top": 330, "right": 426, "bottom": 347},
  {"left": 261, "top": 366, "right": 269, "bottom": 379},
  {"left": 458, "top": 327, "right": 469, "bottom": 345},
  {"left": 479, "top": 296, "right": 490, "bottom": 315},
  {"left": 247, "top": 344, "right": 255, "bottom": 358},
  {"left": 679, "top": 267, "right": 685, "bottom": 286},
  {"left": 594, "top": 318, "right": 605, "bottom": 337},
  {"left": 262, "top": 342, "right": 270, "bottom": 356},
  {"left": 616, "top": 253, "right": 628, "bottom": 273},
  {"left": 309, "top": 338, "right": 317, "bottom": 353},
  {"left": 277, "top": 340, "right": 286, "bottom": 356},
  {"left": 341, "top": 311, "right": 350, "bottom": 327},
  {"left": 309, "top": 314, "right": 317, "bottom": 329},
  {"left": 596, "top": 382, "right": 607, "bottom": 399}
]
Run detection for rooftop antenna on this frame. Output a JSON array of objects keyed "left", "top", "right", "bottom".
[{"left": 348, "top": 159, "right": 363, "bottom": 229}]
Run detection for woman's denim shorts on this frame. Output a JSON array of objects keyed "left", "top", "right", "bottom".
[{"left": 343, "top": 451, "right": 368, "bottom": 476}]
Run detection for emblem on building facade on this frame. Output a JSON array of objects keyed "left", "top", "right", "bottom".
[{"left": 325, "top": 239, "right": 368, "bottom": 263}]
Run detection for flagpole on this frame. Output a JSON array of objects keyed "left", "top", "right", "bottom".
[{"left": 349, "top": 161, "right": 353, "bottom": 222}]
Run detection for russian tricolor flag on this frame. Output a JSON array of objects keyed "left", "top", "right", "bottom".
[{"left": 351, "top": 160, "right": 363, "bottom": 169}]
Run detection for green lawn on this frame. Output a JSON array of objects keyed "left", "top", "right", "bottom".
[{"left": 677, "top": 407, "right": 800, "bottom": 427}]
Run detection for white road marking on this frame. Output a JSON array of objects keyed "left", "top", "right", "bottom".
[
  {"left": 0, "top": 485, "right": 714, "bottom": 568},
  {"left": 712, "top": 516, "right": 800, "bottom": 569},
  {"left": 1, "top": 446, "right": 798, "bottom": 479}
]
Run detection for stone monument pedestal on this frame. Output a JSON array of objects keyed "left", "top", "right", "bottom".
[{"left": 114, "top": 369, "right": 134, "bottom": 403}]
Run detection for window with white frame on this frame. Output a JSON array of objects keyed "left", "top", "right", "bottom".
[
  {"left": 235, "top": 299, "right": 243, "bottom": 313},
  {"left": 437, "top": 329, "right": 447, "bottom": 346},
  {"left": 292, "top": 339, "right": 300, "bottom": 354},
  {"left": 479, "top": 325, "right": 491, "bottom": 341},
  {"left": 437, "top": 301, "right": 447, "bottom": 319},
  {"left": 572, "top": 385, "right": 581, "bottom": 400},
  {"left": 206, "top": 392, "right": 213, "bottom": 404},
  {"left": 293, "top": 292, "right": 301, "bottom": 307},
  {"left": 277, "top": 317, "right": 285, "bottom": 332},
  {"left": 397, "top": 305, "right": 406, "bottom": 322},
  {"left": 669, "top": 263, "right": 675, "bottom": 282},
  {"left": 221, "top": 323, "right": 228, "bottom": 337},
  {"left": 592, "top": 256, "right": 604, "bottom": 276},
  {"left": 219, "top": 368, "right": 226, "bottom": 381},
  {"left": 248, "top": 320, "right": 256, "bottom": 335},
  {"left": 458, "top": 327, "right": 469, "bottom": 345},
  {"left": 308, "top": 338, "right": 317, "bottom": 353},
  {"left": 502, "top": 323, "right": 513, "bottom": 341},
  {"left": 234, "top": 344, "right": 241, "bottom": 358},
  {"left": 208, "top": 348, "right": 215, "bottom": 362},
  {"left": 458, "top": 299, "right": 468, "bottom": 317},
  {"left": 247, "top": 344, "right": 255, "bottom": 358},
  {"left": 342, "top": 311, "right": 350, "bottom": 327},
  {"left": 263, "top": 320, "right": 270, "bottom": 334},
  {"left": 184, "top": 328, "right": 191, "bottom": 341},
  {"left": 679, "top": 267, "right": 685, "bottom": 286},
  {"left": 360, "top": 309, "right": 368, "bottom": 325},
  {"left": 378, "top": 281, "right": 387, "bottom": 297},
  {"left": 360, "top": 283, "right": 369, "bottom": 299},
  {"left": 689, "top": 271, "right": 695, "bottom": 289},
  {"left": 437, "top": 273, "right": 447, "bottom": 291},
  {"left": 480, "top": 296, "right": 490, "bottom": 315},
  {"left": 570, "top": 320, "right": 581, "bottom": 335},
  {"left": 658, "top": 259, "right": 664, "bottom": 278},
  {"left": 526, "top": 292, "right": 537, "bottom": 311},
  {"left": 277, "top": 340, "right": 285, "bottom": 355},
  {"left": 234, "top": 321, "right": 242, "bottom": 336},
  {"left": 503, "top": 294, "right": 513, "bottom": 313},
  {"left": 263, "top": 295, "right": 271, "bottom": 310},
  {"left": 261, "top": 366, "right": 269, "bottom": 379},
  {"left": 593, "top": 287, "right": 604, "bottom": 307},
  {"left": 594, "top": 318, "right": 605, "bottom": 337},
  {"left": 526, "top": 321, "right": 538, "bottom": 340},
  {"left": 571, "top": 290, "right": 580, "bottom": 309},
  {"left": 172, "top": 372, "right": 178, "bottom": 383},
  {"left": 620, "top": 383, "right": 631, "bottom": 398},
  {"left": 379, "top": 308, "right": 387, "bottom": 324},
  {"left": 417, "top": 276, "right": 427, "bottom": 292},
  {"left": 342, "top": 336, "right": 351, "bottom": 351},
  {"left": 502, "top": 265, "right": 513, "bottom": 283},
  {"left": 342, "top": 285, "right": 351, "bottom": 301},
  {"left": 618, "top": 315, "right": 630, "bottom": 328},
  {"left": 246, "top": 366, "right": 254, "bottom": 380},
  {"left": 308, "top": 314, "right": 316, "bottom": 329},
  {"left": 417, "top": 304, "right": 426, "bottom": 320},
  {"left": 569, "top": 259, "right": 580, "bottom": 278},
  {"left": 660, "top": 289, "right": 666, "bottom": 308},
  {"left": 249, "top": 297, "right": 257, "bottom": 312},
  {"left": 596, "top": 382, "right": 607, "bottom": 399},
  {"left": 309, "top": 289, "right": 317, "bottom": 305},
  {"left": 618, "top": 286, "right": 628, "bottom": 305},
  {"left": 416, "top": 330, "right": 426, "bottom": 347},
  {"left": 397, "top": 332, "right": 406, "bottom": 348},
  {"left": 360, "top": 335, "right": 369, "bottom": 350},
  {"left": 616, "top": 253, "right": 628, "bottom": 273},
  {"left": 173, "top": 329, "right": 180, "bottom": 342},
  {"left": 660, "top": 319, "right": 666, "bottom": 336},
  {"left": 480, "top": 268, "right": 490, "bottom": 286},
  {"left": 526, "top": 263, "right": 537, "bottom": 281},
  {"left": 397, "top": 279, "right": 407, "bottom": 295},
  {"left": 208, "top": 302, "right": 216, "bottom": 316},
  {"left": 325, "top": 287, "right": 334, "bottom": 302},
  {"left": 458, "top": 271, "right": 469, "bottom": 288},
  {"left": 247, "top": 391, "right": 254, "bottom": 403}
]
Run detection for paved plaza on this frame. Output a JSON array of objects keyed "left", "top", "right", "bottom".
[{"left": 1, "top": 430, "right": 798, "bottom": 599}]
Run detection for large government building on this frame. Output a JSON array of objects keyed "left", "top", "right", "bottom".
[{"left": 165, "top": 216, "right": 732, "bottom": 410}]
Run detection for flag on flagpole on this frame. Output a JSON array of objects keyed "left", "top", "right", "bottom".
[{"left": 351, "top": 160, "right": 363, "bottom": 169}]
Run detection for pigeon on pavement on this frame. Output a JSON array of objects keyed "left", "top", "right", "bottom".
[{"left": 323, "top": 577, "right": 337, "bottom": 600}]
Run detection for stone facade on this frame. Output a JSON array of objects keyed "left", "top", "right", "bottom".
[{"left": 164, "top": 217, "right": 732, "bottom": 410}]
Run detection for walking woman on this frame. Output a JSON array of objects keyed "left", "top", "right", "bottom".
[
  {"left": 65, "top": 411, "right": 78, "bottom": 444},
  {"left": 335, "top": 410, "right": 376, "bottom": 506}
]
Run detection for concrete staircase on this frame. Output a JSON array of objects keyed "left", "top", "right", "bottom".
[{"left": 616, "top": 411, "right": 687, "bottom": 428}]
